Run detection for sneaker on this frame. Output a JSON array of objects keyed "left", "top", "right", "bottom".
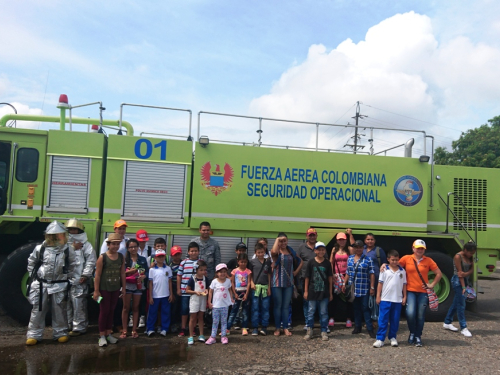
[
  {"left": 327, "top": 327, "right": 331, "bottom": 333},
  {"left": 352, "top": 326, "right": 361, "bottom": 334},
  {"left": 234, "top": 326, "right": 241, "bottom": 330},
  {"left": 178, "top": 329, "right": 186, "bottom": 337},
  {"left": 139, "top": 316, "right": 146, "bottom": 328},
  {"left": 321, "top": 332, "right": 329, "bottom": 341},
  {"left": 242, "top": 328, "right": 248, "bottom": 336},
  {"left": 461, "top": 328, "right": 472, "bottom": 337},
  {"left": 368, "top": 330, "right": 376, "bottom": 339},
  {"left": 57, "top": 336, "right": 69, "bottom": 343},
  {"left": 198, "top": 335, "right": 206, "bottom": 342},
  {"left": 408, "top": 333, "right": 415, "bottom": 345},
  {"left": 146, "top": 331, "right": 155, "bottom": 337},
  {"left": 443, "top": 323, "right": 459, "bottom": 332},
  {"left": 373, "top": 340, "right": 384, "bottom": 348},
  {"left": 346, "top": 319, "right": 352, "bottom": 328},
  {"left": 128, "top": 316, "right": 133, "bottom": 327},
  {"left": 188, "top": 336, "right": 194, "bottom": 345},
  {"left": 415, "top": 337, "right": 422, "bottom": 347},
  {"left": 26, "top": 338, "right": 38, "bottom": 346},
  {"left": 390, "top": 338, "right": 398, "bottom": 347},
  {"left": 252, "top": 328, "right": 259, "bottom": 336},
  {"left": 304, "top": 327, "right": 313, "bottom": 340},
  {"left": 106, "top": 334, "right": 118, "bottom": 344},
  {"left": 205, "top": 336, "right": 216, "bottom": 345},
  {"left": 259, "top": 328, "right": 267, "bottom": 336},
  {"left": 328, "top": 318, "right": 335, "bottom": 327},
  {"left": 160, "top": 330, "right": 167, "bottom": 337},
  {"left": 221, "top": 336, "right": 229, "bottom": 344},
  {"left": 303, "top": 325, "right": 309, "bottom": 331},
  {"left": 98, "top": 337, "right": 107, "bottom": 347}
]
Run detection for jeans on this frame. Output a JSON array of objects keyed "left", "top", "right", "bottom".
[
  {"left": 307, "top": 298, "right": 329, "bottom": 332},
  {"left": 376, "top": 301, "right": 402, "bottom": 340},
  {"left": 272, "top": 286, "right": 293, "bottom": 329},
  {"left": 227, "top": 293, "right": 249, "bottom": 329},
  {"left": 251, "top": 290, "right": 270, "bottom": 328},
  {"left": 353, "top": 294, "right": 373, "bottom": 331},
  {"left": 406, "top": 291, "right": 428, "bottom": 337},
  {"left": 444, "top": 279, "right": 467, "bottom": 329}
]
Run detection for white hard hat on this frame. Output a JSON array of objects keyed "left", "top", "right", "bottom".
[{"left": 45, "top": 220, "right": 67, "bottom": 234}]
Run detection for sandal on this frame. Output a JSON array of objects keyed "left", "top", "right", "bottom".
[
  {"left": 119, "top": 331, "right": 127, "bottom": 339},
  {"left": 132, "top": 331, "right": 139, "bottom": 339},
  {"left": 284, "top": 329, "right": 292, "bottom": 336},
  {"left": 274, "top": 330, "right": 281, "bottom": 336}
]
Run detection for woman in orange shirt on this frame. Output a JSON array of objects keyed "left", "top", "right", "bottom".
[{"left": 398, "top": 240, "right": 442, "bottom": 347}]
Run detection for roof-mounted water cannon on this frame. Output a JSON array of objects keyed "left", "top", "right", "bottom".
[{"left": 57, "top": 94, "right": 70, "bottom": 131}]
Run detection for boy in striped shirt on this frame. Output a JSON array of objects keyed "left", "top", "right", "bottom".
[{"left": 177, "top": 242, "right": 199, "bottom": 337}]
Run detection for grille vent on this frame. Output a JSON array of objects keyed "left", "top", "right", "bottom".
[{"left": 453, "top": 178, "right": 487, "bottom": 231}]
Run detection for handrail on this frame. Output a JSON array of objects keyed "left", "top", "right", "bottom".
[
  {"left": 437, "top": 192, "right": 477, "bottom": 246},
  {"left": 197, "top": 110, "right": 428, "bottom": 155},
  {"left": 120, "top": 103, "right": 192, "bottom": 140},
  {"left": 0, "top": 114, "right": 134, "bottom": 136}
]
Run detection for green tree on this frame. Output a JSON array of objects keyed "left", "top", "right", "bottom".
[{"left": 434, "top": 116, "right": 500, "bottom": 168}]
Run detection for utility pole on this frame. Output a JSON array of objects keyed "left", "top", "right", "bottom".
[{"left": 345, "top": 101, "right": 366, "bottom": 154}]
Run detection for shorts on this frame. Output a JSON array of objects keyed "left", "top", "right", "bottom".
[
  {"left": 126, "top": 289, "right": 144, "bottom": 296},
  {"left": 189, "top": 295, "right": 207, "bottom": 313},
  {"left": 181, "top": 295, "right": 191, "bottom": 316}
]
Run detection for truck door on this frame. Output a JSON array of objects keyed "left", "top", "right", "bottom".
[
  {"left": 0, "top": 130, "right": 46, "bottom": 220},
  {"left": 0, "top": 142, "right": 11, "bottom": 215}
]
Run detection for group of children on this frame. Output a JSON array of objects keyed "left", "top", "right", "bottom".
[{"left": 25, "top": 220, "right": 472, "bottom": 349}]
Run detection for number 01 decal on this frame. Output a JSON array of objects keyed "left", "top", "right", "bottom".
[{"left": 134, "top": 139, "right": 167, "bottom": 160}]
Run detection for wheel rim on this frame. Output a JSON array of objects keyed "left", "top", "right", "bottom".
[
  {"left": 429, "top": 271, "right": 450, "bottom": 303},
  {"left": 21, "top": 272, "right": 29, "bottom": 299}
]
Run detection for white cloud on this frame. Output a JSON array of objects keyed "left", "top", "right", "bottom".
[
  {"left": 0, "top": 102, "right": 44, "bottom": 129},
  {"left": 249, "top": 11, "right": 500, "bottom": 154}
]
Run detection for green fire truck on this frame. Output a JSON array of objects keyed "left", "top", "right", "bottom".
[{"left": 0, "top": 95, "right": 498, "bottom": 323}]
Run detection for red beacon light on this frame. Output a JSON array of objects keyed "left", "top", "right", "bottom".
[
  {"left": 90, "top": 125, "right": 99, "bottom": 133},
  {"left": 57, "top": 94, "right": 70, "bottom": 109}
]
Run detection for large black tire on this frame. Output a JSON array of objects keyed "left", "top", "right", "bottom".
[
  {"left": 0, "top": 242, "right": 40, "bottom": 324},
  {"left": 424, "top": 252, "right": 455, "bottom": 322}
]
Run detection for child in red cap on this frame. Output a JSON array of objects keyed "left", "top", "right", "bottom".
[{"left": 169, "top": 245, "right": 183, "bottom": 333}]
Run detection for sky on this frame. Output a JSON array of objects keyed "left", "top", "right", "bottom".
[{"left": 1, "top": 0, "right": 500, "bottom": 157}]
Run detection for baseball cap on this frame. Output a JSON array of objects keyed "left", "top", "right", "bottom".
[
  {"left": 315, "top": 241, "right": 326, "bottom": 249},
  {"left": 215, "top": 263, "right": 228, "bottom": 272},
  {"left": 235, "top": 242, "right": 247, "bottom": 250},
  {"left": 413, "top": 239, "right": 426, "bottom": 249},
  {"left": 353, "top": 240, "right": 364, "bottom": 248},
  {"left": 155, "top": 249, "right": 166, "bottom": 257},
  {"left": 306, "top": 228, "right": 317, "bottom": 236},
  {"left": 114, "top": 219, "right": 128, "bottom": 228},
  {"left": 136, "top": 229, "right": 149, "bottom": 242},
  {"left": 107, "top": 233, "right": 122, "bottom": 243},
  {"left": 170, "top": 245, "right": 182, "bottom": 256},
  {"left": 336, "top": 232, "right": 347, "bottom": 240}
]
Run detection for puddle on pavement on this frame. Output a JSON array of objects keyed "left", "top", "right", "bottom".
[{"left": 1, "top": 343, "right": 192, "bottom": 374}]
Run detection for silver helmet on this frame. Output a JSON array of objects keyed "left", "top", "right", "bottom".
[{"left": 45, "top": 220, "right": 68, "bottom": 234}]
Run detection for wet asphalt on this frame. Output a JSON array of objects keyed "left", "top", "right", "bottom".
[{"left": 1, "top": 274, "right": 500, "bottom": 374}]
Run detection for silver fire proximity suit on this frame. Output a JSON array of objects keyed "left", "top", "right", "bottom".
[
  {"left": 26, "top": 241, "right": 76, "bottom": 340},
  {"left": 67, "top": 232, "right": 96, "bottom": 333}
]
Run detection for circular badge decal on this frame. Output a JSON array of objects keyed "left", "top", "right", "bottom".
[{"left": 394, "top": 175, "right": 423, "bottom": 206}]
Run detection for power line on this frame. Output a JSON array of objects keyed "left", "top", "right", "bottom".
[{"left": 362, "top": 103, "right": 462, "bottom": 134}]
